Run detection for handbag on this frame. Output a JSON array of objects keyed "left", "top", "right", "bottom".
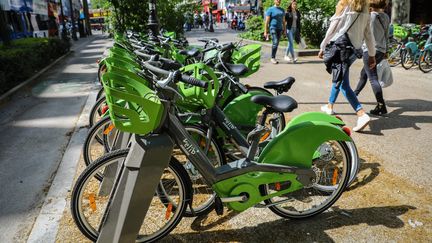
[
  {"left": 323, "top": 13, "right": 361, "bottom": 71},
  {"left": 377, "top": 59, "right": 393, "bottom": 88}
]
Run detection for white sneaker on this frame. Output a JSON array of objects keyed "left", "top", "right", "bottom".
[
  {"left": 353, "top": 113, "right": 371, "bottom": 132},
  {"left": 293, "top": 57, "right": 298, "bottom": 63},
  {"left": 321, "top": 105, "right": 335, "bottom": 115},
  {"left": 284, "top": 55, "right": 292, "bottom": 62},
  {"left": 271, "top": 58, "right": 279, "bottom": 64}
]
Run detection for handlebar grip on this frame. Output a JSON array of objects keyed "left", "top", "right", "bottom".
[
  {"left": 221, "top": 43, "right": 235, "bottom": 52},
  {"left": 130, "top": 43, "right": 141, "bottom": 49},
  {"left": 181, "top": 74, "right": 208, "bottom": 89},
  {"left": 142, "top": 61, "right": 171, "bottom": 76},
  {"left": 134, "top": 50, "right": 152, "bottom": 60}
]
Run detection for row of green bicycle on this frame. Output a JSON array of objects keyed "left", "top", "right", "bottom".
[
  {"left": 388, "top": 24, "right": 432, "bottom": 73},
  {"left": 71, "top": 30, "right": 362, "bottom": 242}
]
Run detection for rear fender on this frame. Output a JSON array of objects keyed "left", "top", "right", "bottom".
[
  {"left": 287, "top": 112, "right": 345, "bottom": 127},
  {"left": 258, "top": 121, "right": 351, "bottom": 169},
  {"left": 223, "top": 88, "right": 271, "bottom": 127}
]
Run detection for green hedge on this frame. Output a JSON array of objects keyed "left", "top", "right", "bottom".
[{"left": 0, "top": 38, "right": 70, "bottom": 95}]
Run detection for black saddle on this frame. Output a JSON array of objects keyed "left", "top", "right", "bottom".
[
  {"left": 250, "top": 95, "right": 298, "bottom": 113},
  {"left": 224, "top": 63, "right": 249, "bottom": 76},
  {"left": 264, "top": 77, "right": 295, "bottom": 93},
  {"left": 179, "top": 49, "right": 200, "bottom": 58}
]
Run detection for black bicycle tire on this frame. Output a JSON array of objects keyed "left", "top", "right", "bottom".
[
  {"left": 419, "top": 50, "right": 432, "bottom": 73},
  {"left": 161, "top": 124, "right": 225, "bottom": 217},
  {"left": 71, "top": 149, "right": 192, "bottom": 242},
  {"left": 263, "top": 140, "right": 352, "bottom": 219},
  {"left": 89, "top": 96, "right": 108, "bottom": 129},
  {"left": 83, "top": 116, "right": 112, "bottom": 167}
]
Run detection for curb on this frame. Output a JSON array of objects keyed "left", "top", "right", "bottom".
[
  {"left": 0, "top": 51, "right": 71, "bottom": 106},
  {"left": 26, "top": 90, "right": 97, "bottom": 243},
  {"left": 241, "top": 38, "right": 319, "bottom": 57}
]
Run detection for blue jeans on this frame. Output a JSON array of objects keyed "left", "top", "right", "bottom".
[
  {"left": 329, "top": 54, "right": 363, "bottom": 112},
  {"left": 270, "top": 29, "right": 282, "bottom": 58},
  {"left": 285, "top": 27, "right": 296, "bottom": 57}
]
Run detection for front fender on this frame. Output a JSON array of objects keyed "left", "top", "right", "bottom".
[
  {"left": 258, "top": 121, "right": 351, "bottom": 169},
  {"left": 424, "top": 43, "right": 432, "bottom": 51},
  {"left": 287, "top": 112, "right": 345, "bottom": 127},
  {"left": 405, "top": 42, "right": 418, "bottom": 53}
]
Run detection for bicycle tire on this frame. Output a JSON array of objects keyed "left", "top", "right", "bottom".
[
  {"left": 262, "top": 140, "right": 351, "bottom": 219},
  {"left": 71, "top": 149, "right": 192, "bottom": 242},
  {"left": 419, "top": 50, "right": 432, "bottom": 73},
  {"left": 169, "top": 125, "right": 225, "bottom": 217},
  {"left": 89, "top": 96, "right": 108, "bottom": 128},
  {"left": 83, "top": 116, "right": 116, "bottom": 166},
  {"left": 401, "top": 48, "right": 415, "bottom": 70}
]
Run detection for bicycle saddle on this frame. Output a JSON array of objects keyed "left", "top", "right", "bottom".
[
  {"left": 264, "top": 77, "right": 295, "bottom": 93},
  {"left": 224, "top": 63, "right": 249, "bottom": 76},
  {"left": 179, "top": 48, "right": 200, "bottom": 57},
  {"left": 250, "top": 95, "right": 298, "bottom": 113}
]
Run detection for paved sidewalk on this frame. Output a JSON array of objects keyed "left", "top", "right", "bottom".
[{"left": 0, "top": 34, "right": 111, "bottom": 242}]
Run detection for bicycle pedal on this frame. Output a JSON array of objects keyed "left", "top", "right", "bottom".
[{"left": 214, "top": 196, "right": 224, "bottom": 215}]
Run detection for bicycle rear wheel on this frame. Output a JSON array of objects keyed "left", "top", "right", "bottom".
[
  {"left": 71, "top": 149, "right": 191, "bottom": 242},
  {"left": 388, "top": 40, "right": 402, "bottom": 67},
  {"left": 262, "top": 140, "right": 351, "bottom": 219}
]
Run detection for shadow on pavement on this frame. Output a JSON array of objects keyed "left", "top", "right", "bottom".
[
  {"left": 166, "top": 205, "right": 415, "bottom": 242},
  {"left": 367, "top": 99, "right": 432, "bottom": 134},
  {"left": 346, "top": 159, "right": 381, "bottom": 191}
]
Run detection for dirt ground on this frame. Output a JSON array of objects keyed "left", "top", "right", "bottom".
[{"left": 55, "top": 148, "right": 431, "bottom": 243}]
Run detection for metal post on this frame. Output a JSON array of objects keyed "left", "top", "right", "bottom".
[
  {"left": 209, "top": 0, "right": 214, "bottom": 32},
  {"left": 68, "top": 0, "right": 78, "bottom": 40},
  {"left": 97, "top": 133, "right": 174, "bottom": 243},
  {"left": 148, "top": 0, "right": 160, "bottom": 42}
]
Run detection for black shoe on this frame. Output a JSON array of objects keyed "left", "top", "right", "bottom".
[{"left": 370, "top": 103, "right": 387, "bottom": 116}]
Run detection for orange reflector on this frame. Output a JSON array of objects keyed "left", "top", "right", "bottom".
[
  {"left": 342, "top": 126, "right": 351, "bottom": 137},
  {"left": 275, "top": 182, "right": 281, "bottom": 191},
  {"left": 103, "top": 124, "right": 115, "bottom": 135},
  {"left": 259, "top": 132, "right": 271, "bottom": 142},
  {"left": 96, "top": 59, "right": 100, "bottom": 64},
  {"left": 332, "top": 168, "right": 339, "bottom": 186},
  {"left": 89, "top": 193, "right": 97, "bottom": 212},
  {"left": 165, "top": 203, "right": 173, "bottom": 220}
]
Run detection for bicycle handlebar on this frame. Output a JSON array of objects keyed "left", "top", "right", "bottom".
[{"left": 142, "top": 60, "right": 208, "bottom": 89}]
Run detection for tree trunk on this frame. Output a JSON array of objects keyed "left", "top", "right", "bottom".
[{"left": 391, "top": 0, "right": 410, "bottom": 24}]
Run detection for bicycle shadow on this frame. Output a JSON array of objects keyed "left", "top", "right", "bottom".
[
  {"left": 366, "top": 99, "right": 432, "bottom": 134},
  {"left": 165, "top": 205, "right": 416, "bottom": 242},
  {"left": 345, "top": 159, "right": 381, "bottom": 191}
]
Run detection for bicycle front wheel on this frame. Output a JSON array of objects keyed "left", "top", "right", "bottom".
[
  {"left": 71, "top": 149, "right": 191, "bottom": 242},
  {"left": 419, "top": 50, "right": 432, "bottom": 73},
  {"left": 263, "top": 140, "right": 351, "bottom": 219}
]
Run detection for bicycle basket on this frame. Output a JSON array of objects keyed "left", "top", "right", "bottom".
[
  {"left": 103, "top": 56, "right": 141, "bottom": 74},
  {"left": 176, "top": 63, "right": 220, "bottom": 110},
  {"left": 392, "top": 24, "right": 408, "bottom": 39},
  {"left": 232, "top": 44, "right": 261, "bottom": 77},
  {"left": 101, "top": 72, "right": 164, "bottom": 135}
]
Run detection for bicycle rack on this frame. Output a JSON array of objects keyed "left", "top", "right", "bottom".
[{"left": 97, "top": 133, "right": 174, "bottom": 243}]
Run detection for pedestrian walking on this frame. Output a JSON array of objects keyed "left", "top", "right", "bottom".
[
  {"left": 284, "top": 0, "right": 302, "bottom": 63},
  {"left": 264, "top": 0, "right": 286, "bottom": 64},
  {"left": 354, "top": 0, "right": 390, "bottom": 115},
  {"left": 318, "top": 0, "right": 376, "bottom": 132}
]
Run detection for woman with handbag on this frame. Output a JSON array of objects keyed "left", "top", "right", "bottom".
[
  {"left": 354, "top": 0, "right": 390, "bottom": 116},
  {"left": 318, "top": 0, "right": 376, "bottom": 132},
  {"left": 284, "top": 0, "right": 301, "bottom": 63}
]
